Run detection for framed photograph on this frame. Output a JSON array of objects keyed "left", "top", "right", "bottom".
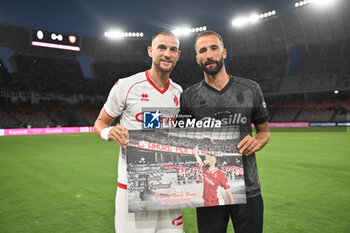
[{"left": 126, "top": 126, "right": 246, "bottom": 212}]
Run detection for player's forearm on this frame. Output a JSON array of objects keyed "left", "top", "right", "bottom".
[
  {"left": 195, "top": 155, "right": 203, "bottom": 166},
  {"left": 94, "top": 119, "right": 110, "bottom": 138},
  {"left": 254, "top": 121, "right": 270, "bottom": 152},
  {"left": 254, "top": 131, "right": 270, "bottom": 151},
  {"left": 226, "top": 191, "right": 235, "bottom": 204}
]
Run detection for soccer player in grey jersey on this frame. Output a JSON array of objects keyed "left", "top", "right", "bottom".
[{"left": 180, "top": 31, "right": 270, "bottom": 233}]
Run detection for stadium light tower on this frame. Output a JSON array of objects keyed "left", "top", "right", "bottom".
[
  {"left": 295, "top": 0, "right": 339, "bottom": 8},
  {"left": 172, "top": 26, "right": 207, "bottom": 37},
  {"left": 232, "top": 10, "right": 276, "bottom": 28},
  {"left": 104, "top": 29, "right": 144, "bottom": 39}
]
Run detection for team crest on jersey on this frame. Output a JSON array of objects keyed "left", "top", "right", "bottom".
[
  {"left": 173, "top": 94, "right": 179, "bottom": 106},
  {"left": 141, "top": 93, "right": 149, "bottom": 101}
]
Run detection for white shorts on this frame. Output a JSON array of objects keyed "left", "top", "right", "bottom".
[{"left": 115, "top": 183, "right": 184, "bottom": 233}]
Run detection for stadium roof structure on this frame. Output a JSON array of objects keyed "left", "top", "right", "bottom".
[{"left": 0, "top": 0, "right": 349, "bottom": 61}]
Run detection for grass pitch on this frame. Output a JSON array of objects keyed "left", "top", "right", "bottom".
[{"left": 0, "top": 128, "right": 349, "bottom": 233}]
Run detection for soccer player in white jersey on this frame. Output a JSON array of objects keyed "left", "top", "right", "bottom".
[{"left": 94, "top": 31, "right": 184, "bottom": 233}]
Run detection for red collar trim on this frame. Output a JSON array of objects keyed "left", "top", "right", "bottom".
[{"left": 145, "top": 70, "right": 170, "bottom": 94}]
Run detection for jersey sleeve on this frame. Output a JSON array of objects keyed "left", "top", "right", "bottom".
[
  {"left": 252, "top": 82, "right": 269, "bottom": 125},
  {"left": 103, "top": 80, "right": 125, "bottom": 118}
]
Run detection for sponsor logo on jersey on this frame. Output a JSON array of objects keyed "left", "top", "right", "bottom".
[
  {"left": 214, "top": 111, "right": 248, "bottom": 125},
  {"left": 141, "top": 93, "right": 149, "bottom": 101},
  {"left": 143, "top": 110, "right": 161, "bottom": 129},
  {"left": 172, "top": 216, "right": 183, "bottom": 226}
]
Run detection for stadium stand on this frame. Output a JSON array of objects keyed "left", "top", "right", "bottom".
[
  {"left": 270, "top": 101, "right": 304, "bottom": 122},
  {"left": 0, "top": 108, "right": 19, "bottom": 128},
  {"left": 171, "top": 60, "right": 203, "bottom": 89},
  {"left": 9, "top": 53, "right": 85, "bottom": 94},
  {"left": 229, "top": 51, "right": 288, "bottom": 93},
  {"left": 296, "top": 99, "right": 341, "bottom": 122},
  {"left": 9, "top": 105, "right": 55, "bottom": 128},
  {"left": 79, "top": 106, "right": 100, "bottom": 126},
  {"left": 91, "top": 61, "right": 149, "bottom": 80},
  {"left": 1, "top": 2, "right": 350, "bottom": 128}
]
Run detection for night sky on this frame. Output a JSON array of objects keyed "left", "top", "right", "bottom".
[{"left": 1, "top": 0, "right": 295, "bottom": 38}]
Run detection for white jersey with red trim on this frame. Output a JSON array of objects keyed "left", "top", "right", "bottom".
[{"left": 104, "top": 70, "right": 182, "bottom": 184}]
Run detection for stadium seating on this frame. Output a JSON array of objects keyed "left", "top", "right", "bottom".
[
  {"left": 10, "top": 105, "right": 55, "bottom": 128},
  {"left": 79, "top": 106, "right": 100, "bottom": 126},
  {"left": 1, "top": 26, "right": 349, "bottom": 128},
  {"left": 229, "top": 52, "right": 288, "bottom": 93},
  {"left": 0, "top": 108, "right": 19, "bottom": 128},
  {"left": 271, "top": 101, "right": 304, "bottom": 122},
  {"left": 333, "top": 99, "right": 350, "bottom": 122},
  {"left": 296, "top": 99, "right": 341, "bottom": 122}
]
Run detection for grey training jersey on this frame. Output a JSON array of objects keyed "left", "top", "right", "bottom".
[{"left": 180, "top": 75, "right": 269, "bottom": 197}]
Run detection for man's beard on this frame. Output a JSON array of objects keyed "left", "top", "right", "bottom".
[
  {"left": 199, "top": 57, "right": 224, "bottom": 75},
  {"left": 153, "top": 59, "right": 175, "bottom": 74}
]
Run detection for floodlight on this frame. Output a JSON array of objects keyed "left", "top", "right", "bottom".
[
  {"left": 104, "top": 30, "right": 124, "bottom": 39},
  {"left": 173, "top": 27, "right": 191, "bottom": 36},
  {"left": 37, "top": 30, "right": 44, "bottom": 40},
  {"left": 249, "top": 14, "right": 260, "bottom": 23},
  {"left": 232, "top": 17, "right": 250, "bottom": 27},
  {"left": 184, "top": 27, "right": 191, "bottom": 35},
  {"left": 313, "top": 0, "right": 337, "bottom": 7}
]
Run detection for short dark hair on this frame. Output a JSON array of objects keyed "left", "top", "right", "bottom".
[
  {"left": 194, "top": 30, "right": 224, "bottom": 50},
  {"left": 151, "top": 30, "right": 179, "bottom": 46}
]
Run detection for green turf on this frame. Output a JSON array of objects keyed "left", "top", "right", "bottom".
[{"left": 0, "top": 128, "right": 349, "bottom": 233}]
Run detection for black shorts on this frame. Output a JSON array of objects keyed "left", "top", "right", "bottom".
[{"left": 196, "top": 194, "right": 264, "bottom": 233}]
